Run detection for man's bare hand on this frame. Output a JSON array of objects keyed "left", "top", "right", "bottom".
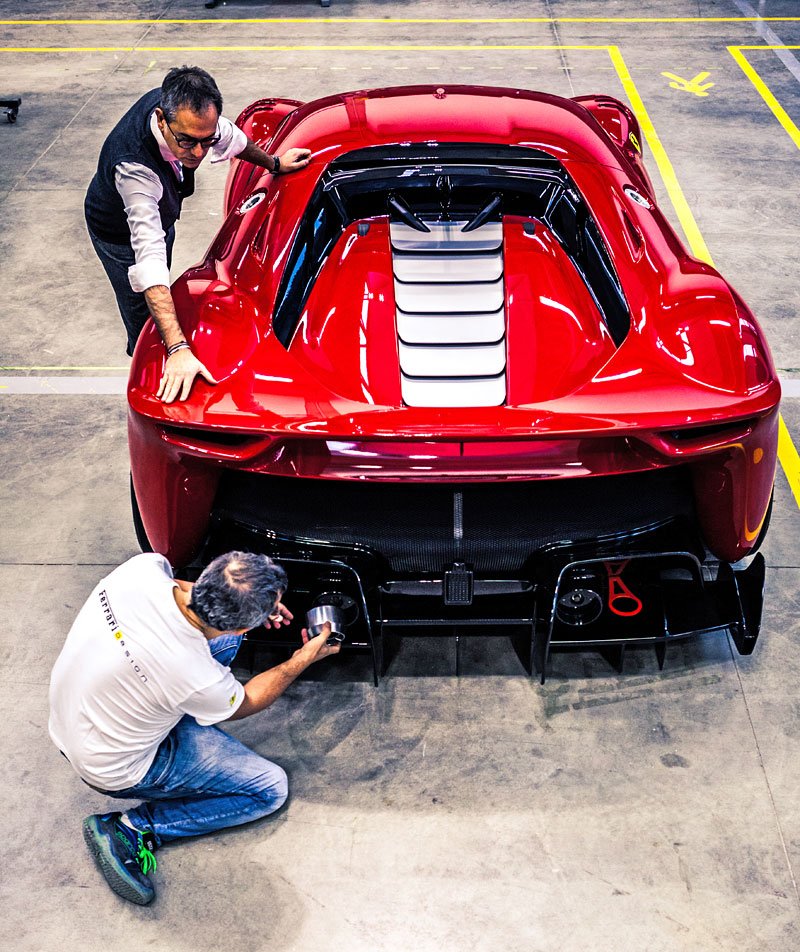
[
  {"left": 232, "top": 620, "right": 339, "bottom": 719},
  {"left": 277, "top": 148, "right": 311, "bottom": 173},
  {"left": 157, "top": 348, "right": 218, "bottom": 403},
  {"left": 297, "top": 623, "right": 341, "bottom": 662},
  {"left": 264, "top": 601, "right": 294, "bottom": 630}
]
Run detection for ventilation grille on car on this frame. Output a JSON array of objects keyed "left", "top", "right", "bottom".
[
  {"left": 215, "top": 468, "right": 695, "bottom": 574},
  {"left": 391, "top": 221, "right": 506, "bottom": 408}
]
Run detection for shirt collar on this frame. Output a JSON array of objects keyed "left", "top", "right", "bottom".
[{"left": 150, "top": 110, "right": 181, "bottom": 166}]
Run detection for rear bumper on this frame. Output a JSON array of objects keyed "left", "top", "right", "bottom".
[{"left": 206, "top": 505, "right": 765, "bottom": 684}]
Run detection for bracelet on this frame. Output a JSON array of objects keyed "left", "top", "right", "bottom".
[
  {"left": 166, "top": 341, "right": 190, "bottom": 357},
  {"left": 271, "top": 153, "right": 281, "bottom": 174}
]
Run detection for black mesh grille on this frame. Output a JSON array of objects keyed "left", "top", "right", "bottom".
[{"left": 216, "top": 468, "right": 695, "bottom": 574}]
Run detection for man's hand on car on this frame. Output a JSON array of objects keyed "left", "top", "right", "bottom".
[
  {"left": 277, "top": 148, "right": 312, "bottom": 173},
  {"left": 157, "top": 348, "right": 218, "bottom": 403}
]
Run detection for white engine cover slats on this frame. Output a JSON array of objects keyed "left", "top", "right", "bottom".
[
  {"left": 395, "top": 277, "right": 504, "bottom": 315},
  {"left": 393, "top": 252, "right": 503, "bottom": 283},
  {"left": 399, "top": 340, "right": 506, "bottom": 377},
  {"left": 400, "top": 374, "right": 507, "bottom": 408},
  {"left": 397, "top": 309, "right": 505, "bottom": 345},
  {"left": 391, "top": 220, "right": 503, "bottom": 252},
  {"left": 389, "top": 219, "right": 508, "bottom": 408}
]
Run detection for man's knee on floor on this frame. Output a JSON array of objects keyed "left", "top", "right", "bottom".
[
  {"left": 249, "top": 762, "right": 289, "bottom": 815},
  {"left": 269, "top": 764, "right": 289, "bottom": 810}
]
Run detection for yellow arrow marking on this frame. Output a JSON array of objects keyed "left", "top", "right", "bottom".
[{"left": 661, "top": 71, "right": 715, "bottom": 96}]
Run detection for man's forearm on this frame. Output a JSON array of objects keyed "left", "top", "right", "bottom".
[
  {"left": 146, "top": 284, "right": 216, "bottom": 402},
  {"left": 235, "top": 140, "right": 311, "bottom": 175},
  {"left": 229, "top": 648, "right": 315, "bottom": 720},
  {"left": 144, "top": 285, "right": 185, "bottom": 349},
  {"left": 237, "top": 139, "right": 277, "bottom": 171}
]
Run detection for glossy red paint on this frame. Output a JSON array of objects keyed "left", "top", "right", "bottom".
[
  {"left": 503, "top": 218, "right": 617, "bottom": 404},
  {"left": 128, "top": 406, "right": 221, "bottom": 565},
  {"left": 287, "top": 219, "right": 402, "bottom": 406},
  {"left": 573, "top": 94, "right": 655, "bottom": 197},
  {"left": 128, "top": 85, "right": 780, "bottom": 567},
  {"left": 223, "top": 97, "right": 303, "bottom": 215}
]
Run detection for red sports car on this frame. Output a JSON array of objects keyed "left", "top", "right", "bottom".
[{"left": 128, "top": 85, "right": 780, "bottom": 681}]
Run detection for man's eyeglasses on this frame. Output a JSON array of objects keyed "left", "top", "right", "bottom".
[{"left": 164, "top": 115, "right": 221, "bottom": 150}]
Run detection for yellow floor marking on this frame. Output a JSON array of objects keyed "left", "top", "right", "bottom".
[
  {"left": 727, "top": 45, "right": 800, "bottom": 506},
  {"left": 2, "top": 17, "right": 800, "bottom": 25},
  {"left": 612, "top": 46, "right": 799, "bottom": 509},
  {"left": 728, "top": 46, "right": 800, "bottom": 150},
  {"left": 778, "top": 416, "right": 800, "bottom": 504},
  {"left": 0, "top": 44, "right": 612, "bottom": 53},
  {"left": 607, "top": 46, "right": 713, "bottom": 264},
  {"left": 661, "top": 71, "right": 715, "bottom": 96}
]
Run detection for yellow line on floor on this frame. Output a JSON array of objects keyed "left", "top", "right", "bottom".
[
  {"left": 606, "top": 46, "right": 713, "bottom": 264},
  {"left": 778, "top": 417, "right": 800, "bottom": 503},
  {"left": 727, "top": 45, "right": 800, "bottom": 506},
  {"left": 0, "top": 44, "right": 611, "bottom": 53},
  {"left": 728, "top": 46, "right": 800, "bottom": 150},
  {"left": 610, "top": 45, "right": 799, "bottom": 508},
  {"left": 2, "top": 17, "right": 800, "bottom": 24}
]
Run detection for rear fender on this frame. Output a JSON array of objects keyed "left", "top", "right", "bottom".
[
  {"left": 128, "top": 408, "right": 220, "bottom": 567},
  {"left": 573, "top": 94, "right": 655, "bottom": 197},
  {"left": 689, "top": 408, "right": 779, "bottom": 562},
  {"left": 223, "top": 97, "right": 304, "bottom": 215}
]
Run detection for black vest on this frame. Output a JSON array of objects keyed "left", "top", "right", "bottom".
[{"left": 84, "top": 88, "right": 196, "bottom": 244}]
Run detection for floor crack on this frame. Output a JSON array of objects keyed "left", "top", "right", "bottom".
[
  {"left": 4, "top": 0, "right": 180, "bottom": 203},
  {"left": 544, "top": 0, "right": 576, "bottom": 96},
  {"left": 730, "top": 639, "right": 800, "bottom": 910}
]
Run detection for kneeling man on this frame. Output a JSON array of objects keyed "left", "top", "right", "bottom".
[{"left": 49, "top": 550, "right": 338, "bottom": 905}]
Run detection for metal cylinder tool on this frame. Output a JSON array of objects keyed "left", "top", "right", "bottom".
[{"left": 305, "top": 603, "right": 347, "bottom": 645}]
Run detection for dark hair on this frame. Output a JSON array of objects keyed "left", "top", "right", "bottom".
[
  {"left": 189, "top": 551, "right": 288, "bottom": 632},
  {"left": 160, "top": 65, "right": 223, "bottom": 122}
]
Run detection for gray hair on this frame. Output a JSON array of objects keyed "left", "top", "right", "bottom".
[
  {"left": 189, "top": 551, "right": 288, "bottom": 632},
  {"left": 160, "top": 65, "right": 223, "bottom": 122}
]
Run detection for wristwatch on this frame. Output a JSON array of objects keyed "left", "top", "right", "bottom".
[{"left": 272, "top": 154, "right": 281, "bottom": 174}]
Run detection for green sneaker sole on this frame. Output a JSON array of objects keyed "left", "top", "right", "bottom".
[{"left": 82, "top": 816, "right": 155, "bottom": 905}]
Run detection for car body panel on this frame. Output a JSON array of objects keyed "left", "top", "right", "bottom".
[{"left": 128, "top": 86, "right": 779, "bottom": 667}]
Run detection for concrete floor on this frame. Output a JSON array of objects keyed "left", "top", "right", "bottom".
[{"left": 2, "top": 1, "right": 800, "bottom": 949}]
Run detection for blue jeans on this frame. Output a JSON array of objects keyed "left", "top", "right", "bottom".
[
  {"left": 99, "top": 635, "right": 288, "bottom": 846},
  {"left": 87, "top": 224, "right": 175, "bottom": 356}
]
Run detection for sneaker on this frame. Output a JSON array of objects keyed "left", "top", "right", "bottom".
[{"left": 82, "top": 812, "right": 158, "bottom": 905}]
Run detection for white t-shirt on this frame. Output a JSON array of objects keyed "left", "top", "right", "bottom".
[{"left": 49, "top": 553, "right": 246, "bottom": 791}]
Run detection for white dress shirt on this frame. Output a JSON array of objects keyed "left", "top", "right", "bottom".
[{"left": 114, "top": 111, "right": 248, "bottom": 293}]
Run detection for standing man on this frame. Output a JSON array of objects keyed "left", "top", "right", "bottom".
[
  {"left": 85, "top": 66, "right": 310, "bottom": 403},
  {"left": 49, "top": 550, "right": 339, "bottom": 905}
]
